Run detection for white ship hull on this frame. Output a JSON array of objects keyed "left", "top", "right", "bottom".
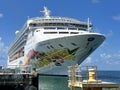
[{"left": 8, "top": 33, "right": 104, "bottom": 75}]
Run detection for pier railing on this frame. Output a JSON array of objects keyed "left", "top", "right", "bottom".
[
  {"left": 0, "top": 73, "right": 32, "bottom": 85},
  {"left": 0, "top": 65, "right": 33, "bottom": 73},
  {"left": 0, "top": 65, "right": 33, "bottom": 85},
  {"left": 0, "top": 65, "right": 38, "bottom": 90}
]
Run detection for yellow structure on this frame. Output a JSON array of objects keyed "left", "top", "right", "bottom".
[
  {"left": 83, "top": 68, "right": 101, "bottom": 83},
  {"left": 68, "top": 65, "right": 119, "bottom": 90}
]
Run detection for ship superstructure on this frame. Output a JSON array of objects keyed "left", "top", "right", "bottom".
[{"left": 8, "top": 7, "right": 105, "bottom": 75}]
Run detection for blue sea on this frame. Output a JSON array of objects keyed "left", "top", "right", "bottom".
[{"left": 39, "top": 71, "right": 120, "bottom": 90}]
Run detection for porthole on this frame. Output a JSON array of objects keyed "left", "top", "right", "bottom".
[{"left": 88, "top": 37, "right": 95, "bottom": 41}]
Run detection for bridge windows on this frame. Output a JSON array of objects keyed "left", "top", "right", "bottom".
[{"left": 29, "top": 23, "right": 88, "bottom": 30}]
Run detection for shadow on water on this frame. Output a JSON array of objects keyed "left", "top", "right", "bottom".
[
  {"left": 39, "top": 76, "right": 69, "bottom": 90},
  {"left": 0, "top": 86, "right": 15, "bottom": 90}
]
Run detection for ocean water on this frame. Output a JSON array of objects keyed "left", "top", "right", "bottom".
[{"left": 39, "top": 71, "right": 120, "bottom": 90}]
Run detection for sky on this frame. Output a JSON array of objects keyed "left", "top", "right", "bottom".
[{"left": 0, "top": 0, "right": 120, "bottom": 70}]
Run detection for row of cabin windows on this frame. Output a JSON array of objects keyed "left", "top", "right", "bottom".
[
  {"left": 28, "top": 31, "right": 80, "bottom": 39},
  {"left": 43, "top": 27, "right": 78, "bottom": 30},
  {"left": 28, "top": 27, "right": 86, "bottom": 38},
  {"left": 35, "top": 27, "right": 86, "bottom": 31},
  {"left": 34, "top": 18, "right": 75, "bottom": 22},
  {"left": 43, "top": 32, "right": 79, "bottom": 34},
  {"left": 9, "top": 48, "right": 24, "bottom": 62},
  {"left": 29, "top": 23, "right": 88, "bottom": 28}
]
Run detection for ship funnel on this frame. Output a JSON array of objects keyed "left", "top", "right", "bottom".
[{"left": 15, "top": 30, "right": 19, "bottom": 35}]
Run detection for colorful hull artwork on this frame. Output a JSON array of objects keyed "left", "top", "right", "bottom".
[{"left": 24, "top": 48, "right": 79, "bottom": 68}]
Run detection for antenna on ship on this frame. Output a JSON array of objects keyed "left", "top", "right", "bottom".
[
  {"left": 87, "top": 18, "right": 92, "bottom": 32},
  {"left": 41, "top": 6, "right": 51, "bottom": 18}
]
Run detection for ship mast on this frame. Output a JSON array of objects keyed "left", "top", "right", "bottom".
[
  {"left": 41, "top": 6, "right": 51, "bottom": 18},
  {"left": 87, "top": 18, "right": 92, "bottom": 32}
]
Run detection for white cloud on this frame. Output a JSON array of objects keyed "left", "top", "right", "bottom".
[
  {"left": 0, "top": 37, "right": 8, "bottom": 66},
  {"left": 81, "top": 56, "right": 93, "bottom": 65},
  {"left": 100, "top": 53, "right": 111, "bottom": 59},
  {"left": 105, "top": 30, "right": 113, "bottom": 37},
  {"left": 0, "top": 13, "right": 3, "bottom": 18},
  {"left": 113, "top": 15, "right": 120, "bottom": 21},
  {"left": 100, "top": 51, "right": 120, "bottom": 65},
  {"left": 81, "top": 49, "right": 120, "bottom": 70},
  {"left": 85, "top": 57, "right": 92, "bottom": 63},
  {"left": 82, "top": 50, "right": 120, "bottom": 70},
  {"left": 91, "top": 0, "right": 100, "bottom": 3}
]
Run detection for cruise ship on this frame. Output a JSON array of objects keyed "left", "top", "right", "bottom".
[{"left": 8, "top": 7, "right": 105, "bottom": 75}]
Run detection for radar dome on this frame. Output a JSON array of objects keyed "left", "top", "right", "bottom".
[{"left": 15, "top": 30, "right": 19, "bottom": 35}]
